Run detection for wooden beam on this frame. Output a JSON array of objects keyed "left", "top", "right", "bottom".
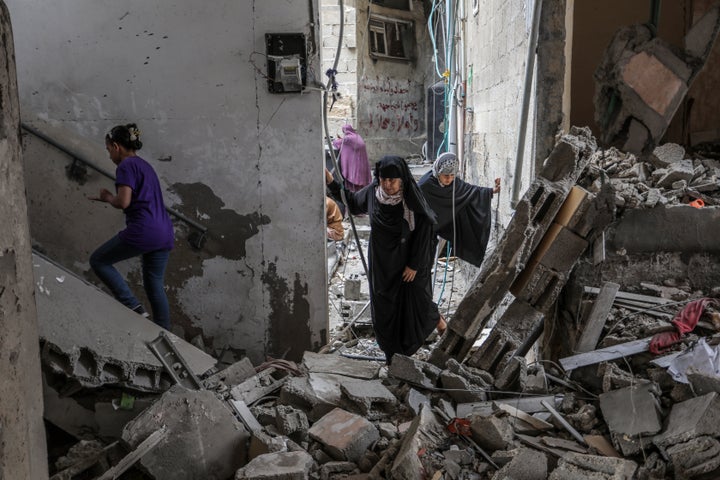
[
  {"left": 576, "top": 282, "right": 619, "bottom": 353},
  {"left": 559, "top": 338, "right": 651, "bottom": 371},
  {"left": 583, "top": 286, "right": 671, "bottom": 305}
]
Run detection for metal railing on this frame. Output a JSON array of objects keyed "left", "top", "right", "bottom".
[{"left": 21, "top": 122, "right": 208, "bottom": 244}]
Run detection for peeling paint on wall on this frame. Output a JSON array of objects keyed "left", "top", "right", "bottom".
[
  {"left": 261, "top": 262, "right": 313, "bottom": 362},
  {"left": 170, "top": 182, "right": 270, "bottom": 260}
]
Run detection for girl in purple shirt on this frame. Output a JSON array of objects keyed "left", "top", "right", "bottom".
[{"left": 89, "top": 123, "right": 174, "bottom": 329}]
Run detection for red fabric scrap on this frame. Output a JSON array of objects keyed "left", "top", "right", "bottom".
[
  {"left": 447, "top": 418, "right": 472, "bottom": 436},
  {"left": 649, "top": 298, "right": 715, "bottom": 354}
]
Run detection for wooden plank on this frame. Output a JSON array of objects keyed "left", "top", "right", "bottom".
[
  {"left": 96, "top": 427, "right": 167, "bottom": 480},
  {"left": 559, "top": 338, "right": 651, "bottom": 371},
  {"left": 584, "top": 286, "right": 671, "bottom": 305},
  {"left": 515, "top": 433, "right": 567, "bottom": 458},
  {"left": 229, "top": 399, "right": 262, "bottom": 433},
  {"left": 541, "top": 400, "right": 586, "bottom": 446},
  {"left": 496, "top": 403, "right": 554, "bottom": 431},
  {"left": 576, "top": 282, "right": 620, "bottom": 353},
  {"left": 584, "top": 434, "right": 622, "bottom": 457},
  {"left": 542, "top": 436, "right": 587, "bottom": 453},
  {"left": 457, "top": 395, "right": 563, "bottom": 418}
]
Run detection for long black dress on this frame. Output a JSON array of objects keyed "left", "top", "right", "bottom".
[
  {"left": 418, "top": 171, "right": 494, "bottom": 268},
  {"left": 329, "top": 157, "right": 440, "bottom": 363}
]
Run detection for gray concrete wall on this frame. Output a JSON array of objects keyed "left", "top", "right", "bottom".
[
  {"left": 461, "top": 0, "right": 545, "bottom": 227},
  {"left": 0, "top": 2, "right": 49, "bottom": 477},
  {"left": 7, "top": 0, "right": 327, "bottom": 364}
]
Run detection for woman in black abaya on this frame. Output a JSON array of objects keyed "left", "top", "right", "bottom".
[
  {"left": 326, "top": 156, "right": 440, "bottom": 364},
  {"left": 418, "top": 152, "right": 501, "bottom": 268}
]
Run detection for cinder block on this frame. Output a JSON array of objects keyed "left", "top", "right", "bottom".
[
  {"left": 308, "top": 408, "right": 379, "bottom": 462},
  {"left": 467, "top": 329, "right": 517, "bottom": 373}
]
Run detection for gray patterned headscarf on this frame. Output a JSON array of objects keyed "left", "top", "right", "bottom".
[{"left": 432, "top": 152, "right": 459, "bottom": 179}]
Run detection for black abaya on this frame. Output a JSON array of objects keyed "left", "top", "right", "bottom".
[
  {"left": 418, "top": 171, "right": 494, "bottom": 268},
  {"left": 328, "top": 157, "right": 440, "bottom": 363}
]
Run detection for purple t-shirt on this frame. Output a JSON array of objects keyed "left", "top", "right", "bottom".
[{"left": 115, "top": 156, "right": 174, "bottom": 252}]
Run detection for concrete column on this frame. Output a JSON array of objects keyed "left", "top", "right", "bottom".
[{"left": 0, "top": 2, "right": 49, "bottom": 478}]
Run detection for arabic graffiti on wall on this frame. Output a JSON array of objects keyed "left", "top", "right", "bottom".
[{"left": 360, "top": 76, "right": 421, "bottom": 135}]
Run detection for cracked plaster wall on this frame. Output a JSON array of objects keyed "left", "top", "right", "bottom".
[{"left": 8, "top": 0, "right": 326, "bottom": 364}]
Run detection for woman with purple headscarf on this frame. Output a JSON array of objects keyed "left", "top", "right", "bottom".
[{"left": 332, "top": 124, "right": 372, "bottom": 192}]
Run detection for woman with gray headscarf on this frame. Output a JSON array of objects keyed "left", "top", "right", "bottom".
[{"left": 419, "top": 152, "right": 501, "bottom": 268}]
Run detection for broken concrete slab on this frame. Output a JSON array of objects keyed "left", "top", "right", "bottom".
[
  {"left": 338, "top": 377, "right": 396, "bottom": 419},
  {"left": 599, "top": 382, "right": 662, "bottom": 455},
  {"left": 302, "top": 351, "right": 379, "bottom": 379},
  {"left": 307, "top": 407, "right": 379, "bottom": 462},
  {"left": 42, "top": 374, "right": 99, "bottom": 439},
  {"left": 387, "top": 354, "right": 441, "bottom": 389},
  {"left": 549, "top": 452, "right": 638, "bottom": 479},
  {"left": 666, "top": 436, "right": 720, "bottom": 479},
  {"left": 33, "top": 253, "right": 215, "bottom": 392},
  {"left": 491, "top": 447, "right": 547, "bottom": 480},
  {"left": 122, "top": 385, "right": 249, "bottom": 479},
  {"left": 231, "top": 367, "right": 288, "bottom": 406},
  {"left": 235, "top": 451, "right": 314, "bottom": 480},
  {"left": 470, "top": 415, "right": 514, "bottom": 452},
  {"left": 654, "top": 392, "right": 720, "bottom": 448},
  {"left": 279, "top": 372, "right": 345, "bottom": 422},
  {"left": 390, "top": 405, "right": 447, "bottom": 480},
  {"left": 94, "top": 398, "right": 155, "bottom": 440}
]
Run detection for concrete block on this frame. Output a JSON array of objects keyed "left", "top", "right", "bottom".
[
  {"left": 549, "top": 452, "right": 637, "bottom": 479},
  {"left": 656, "top": 160, "right": 694, "bottom": 188},
  {"left": 33, "top": 254, "right": 215, "bottom": 392},
  {"left": 491, "top": 447, "right": 547, "bottom": 480},
  {"left": 338, "top": 377, "right": 396, "bottom": 419},
  {"left": 302, "top": 351, "right": 379, "bottom": 379},
  {"left": 391, "top": 406, "right": 447, "bottom": 480},
  {"left": 666, "top": 436, "right": 720, "bottom": 479},
  {"left": 308, "top": 408, "right": 379, "bottom": 462},
  {"left": 651, "top": 143, "right": 685, "bottom": 169},
  {"left": 122, "top": 386, "right": 249, "bottom": 480},
  {"left": 275, "top": 405, "right": 309, "bottom": 440},
  {"left": 470, "top": 415, "right": 514, "bottom": 451},
  {"left": 320, "top": 461, "right": 359, "bottom": 478},
  {"left": 467, "top": 329, "right": 517, "bottom": 373},
  {"left": 387, "top": 354, "right": 441, "bottom": 389},
  {"left": 439, "top": 371, "right": 487, "bottom": 404},
  {"left": 515, "top": 262, "right": 568, "bottom": 312},
  {"left": 654, "top": 392, "right": 720, "bottom": 448},
  {"left": 248, "top": 430, "right": 289, "bottom": 461},
  {"left": 688, "top": 371, "right": 720, "bottom": 395},
  {"left": 235, "top": 451, "right": 314, "bottom": 480},
  {"left": 494, "top": 356, "right": 528, "bottom": 392},
  {"left": 279, "top": 373, "right": 344, "bottom": 422}
]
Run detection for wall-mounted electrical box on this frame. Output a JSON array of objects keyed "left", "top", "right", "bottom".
[{"left": 265, "top": 33, "right": 307, "bottom": 93}]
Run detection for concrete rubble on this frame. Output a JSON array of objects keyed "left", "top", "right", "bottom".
[{"left": 40, "top": 129, "right": 720, "bottom": 479}]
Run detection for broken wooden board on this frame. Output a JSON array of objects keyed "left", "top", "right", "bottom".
[
  {"left": 576, "top": 282, "right": 620, "bottom": 353},
  {"left": 559, "top": 338, "right": 651, "bottom": 371},
  {"left": 456, "top": 395, "right": 564, "bottom": 418},
  {"left": 584, "top": 434, "right": 622, "bottom": 458},
  {"left": 496, "top": 403, "right": 554, "bottom": 432},
  {"left": 584, "top": 286, "right": 671, "bottom": 305},
  {"left": 97, "top": 427, "right": 167, "bottom": 480}
]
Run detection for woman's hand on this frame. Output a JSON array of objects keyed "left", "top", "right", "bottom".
[
  {"left": 402, "top": 266, "right": 417, "bottom": 282},
  {"left": 493, "top": 178, "right": 501, "bottom": 194},
  {"left": 325, "top": 168, "right": 334, "bottom": 185},
  {"left": 88, "top": 188, "right": 114, "bottom": 203}
]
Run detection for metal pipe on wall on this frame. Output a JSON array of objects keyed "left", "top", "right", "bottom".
[{"left": 511, "top": 0, "right": 543, "bottom": 208}]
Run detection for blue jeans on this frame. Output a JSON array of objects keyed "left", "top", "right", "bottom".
[{"left": 90, "top": 235, "right": 171, "bottom": 329}]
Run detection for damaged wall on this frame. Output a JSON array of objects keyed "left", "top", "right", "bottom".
[
  {"left": 7, "top": 0, "right": 327, "bottom": 364},
  {"left": 354, "top": 0, "right": 434, "bottom": 160},
  {"left": 461, "top": 0, "right": 546, "bottom": 226},
  {"left": 0, "top": 1, "right": 49, "bottom": 477}
]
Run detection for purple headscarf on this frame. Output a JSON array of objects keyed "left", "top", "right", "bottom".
[{"left": 332, "top": 124, "right": 372, "bottom": 192}]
